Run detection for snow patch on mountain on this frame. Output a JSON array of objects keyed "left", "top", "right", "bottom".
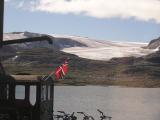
[
  {"left": 3, "top": 32, "right": 158, "bottom": 61},
  {"left": 62, "top": 46, "right": 156, "bottom": 60},
  {"left": 51, "top": 34, "right": 156, "bottom": 60}
]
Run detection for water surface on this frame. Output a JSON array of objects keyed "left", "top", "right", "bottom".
[{"left": 54, "top": 86, "right": 160, "bottom": 120}]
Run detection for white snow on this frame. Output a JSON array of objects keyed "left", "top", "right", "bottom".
[
  {"left": 51, "top": 34, "right": 156, "bottom": 60},
  {"left": 62, "top": 46, "right": 156, "bottom": 60},
  {"left": 4, "top": 33, "right": 27, "bottom": 40}
]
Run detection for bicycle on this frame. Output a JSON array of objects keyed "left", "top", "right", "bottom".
[
  {"left": 53, "top": 114, "right": 64, "bottom": 120},
  {"left": 97, "top": 109, "right": 112, "bottom": 120},
  {"left": 54, "top": 111, "right": 77, "bottom": 120},
  {"left": 77, "top": 112, "right": 95, "bottom": 120},
  {"left": 54, "top": 110, "right": 112, "bottom": 120}
]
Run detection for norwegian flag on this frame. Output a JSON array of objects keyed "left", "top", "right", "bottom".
[{"left": 55, "top": 60, "right": 69, "bottom": 80}]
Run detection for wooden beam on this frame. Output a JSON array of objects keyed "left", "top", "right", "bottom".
[
  {"left": 0, "top": 0, "right": 4, "bottom": 47},
  {"left": 3, "top": 36, "right": 53, "bottom": 45}
]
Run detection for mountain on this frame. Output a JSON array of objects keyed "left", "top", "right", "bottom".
[
  {"left": 3, "top": 32, "right": 157, "bottom": 61},
  {"left": 4, "top": 32, "right": 87, "bottom": 50},
  {"left": 1, "top": 32, "right": 160, "bottom": 87},
  {"left": 147, "top": 36, "right": 160, "bottom": 49}
]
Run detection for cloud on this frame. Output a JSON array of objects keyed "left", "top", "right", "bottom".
[{"left": 10, "top": 0, "right": 160, "bottom": 23}]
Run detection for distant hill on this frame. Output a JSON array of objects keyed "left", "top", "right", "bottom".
[
  {"left": 147, "top": 36, "right": 160, "bottom": 49},
  {"left": 3, "top": 32, "right": 156, "bottom": 61}
]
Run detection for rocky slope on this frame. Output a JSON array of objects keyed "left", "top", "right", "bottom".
[{"left": 147, "top": 37, "right": 160, "bottom": 49}]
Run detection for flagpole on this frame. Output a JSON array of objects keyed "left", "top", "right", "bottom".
[
  {"left": 43, "top": 71, "right": 55, "bottom": 81},
  {"left": 53, "top": 74, "right": 55, "bottom": 117}
]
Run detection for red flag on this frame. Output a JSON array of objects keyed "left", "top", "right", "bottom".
[
  {"left": 62, "top": 61, "right": 69, "bottom": 75},
  {"left": 55, "top": 66, "right": 63, "bottom": 80},
  {"left": 55, "top": 60, "right": 69, "bottom": 80}
]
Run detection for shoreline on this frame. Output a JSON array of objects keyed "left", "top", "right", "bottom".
[
  {"left": 12, "top": 75, "right": 160, "bottom": 88},
  {"left": 54, "top": 79, "right": 160, "bottom": 88}
]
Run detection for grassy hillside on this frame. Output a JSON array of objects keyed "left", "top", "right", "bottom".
[{"left": 2, "top": 48, "right": 160, "bottom": 87}]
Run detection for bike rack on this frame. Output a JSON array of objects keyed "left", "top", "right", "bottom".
[{"left": 54, "top": 110, "right": 112, "bottom": 120}]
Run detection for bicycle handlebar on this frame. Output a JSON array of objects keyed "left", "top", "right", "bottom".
[
  {"left": 71, "top": 112, "right": 75, "bottom": 116},
  {"left": 97, "top": 109, "right": 112, "bottom": 120},
  {"left": 77, "top": 112, "right": 84, "bottom": 114},
  {"left": 97, "top": 109, "right": 103, "bottom": 114},
  {"left": 77, "top": 112, "right": 95, "bottom": 120}
]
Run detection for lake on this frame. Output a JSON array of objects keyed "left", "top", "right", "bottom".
[{"left": 54, "top": 86, "right": 160, "bottom": 120}]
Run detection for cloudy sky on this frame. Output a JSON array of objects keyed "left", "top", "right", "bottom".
[{"left": 4, "top": 0, "right": 160, "bottom": 42}]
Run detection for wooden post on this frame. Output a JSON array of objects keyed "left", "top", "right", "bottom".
[
  {"left": 0, "top": 0, "right": 4, "bottom": 47},
  {"left": 0, "top": 0, "right": 5, "bottom": 74}
]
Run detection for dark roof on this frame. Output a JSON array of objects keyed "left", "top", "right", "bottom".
[
  {"left": 0, "top": 75, "right": 54, "bottom": 84},
  {"left": 0, "top": 75, "right": 39, "bottom": 84}
]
